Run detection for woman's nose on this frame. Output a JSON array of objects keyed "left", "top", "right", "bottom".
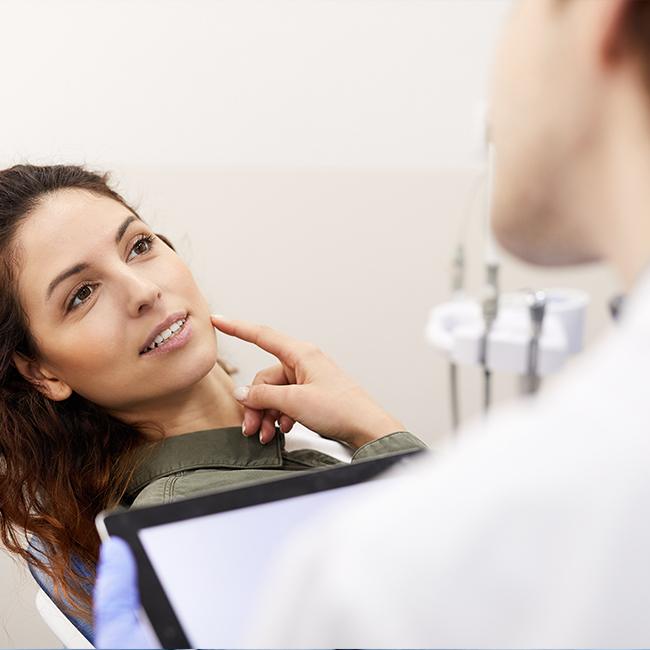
[
  {"left": 120, "top": 271, "right": 162, "bottom": 315},
  {"left": 136, "top": 285, "right": 162, "bottom": 315}
]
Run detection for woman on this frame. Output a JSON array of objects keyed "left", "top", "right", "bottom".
[{"left": 0, "top": 164, "right": 425, "bottom": 630}]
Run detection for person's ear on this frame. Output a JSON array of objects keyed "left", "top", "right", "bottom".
[{"left": 12, "top": 352, "right": 72, "bottom": 401}]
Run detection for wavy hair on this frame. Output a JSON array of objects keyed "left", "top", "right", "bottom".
[{"left": 0, "top": 164, "right": 191, "bottom": 623}]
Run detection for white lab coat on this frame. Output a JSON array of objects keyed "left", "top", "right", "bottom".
[{"left": 245, "top": 273, "right": 650, "bottom": 648}]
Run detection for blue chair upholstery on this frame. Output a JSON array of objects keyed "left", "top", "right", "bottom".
[{"left": 27, "top": 536, "right": 94, "bottom": 644}]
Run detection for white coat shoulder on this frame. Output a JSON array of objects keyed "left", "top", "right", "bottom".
[{"left": 247, "top": 288, "right": 650, "bottom": 648}]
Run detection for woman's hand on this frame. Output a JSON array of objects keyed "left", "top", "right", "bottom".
[{"left": 211, "top": 315, "right": 405, "bottom": 448}]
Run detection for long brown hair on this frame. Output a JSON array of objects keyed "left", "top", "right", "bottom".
[{"left": 0, "top": 164, "right": 177, "bottom": 622}]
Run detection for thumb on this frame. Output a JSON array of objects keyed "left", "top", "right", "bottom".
[
  {"left": 233, "top": 383, "right": 295, "bottom": 413},
  {"left": 94, "top": 537, "right": 140, "bottom": 616},
  {"left": 94, "top": 537, "right": 157, "bottom": 649}
]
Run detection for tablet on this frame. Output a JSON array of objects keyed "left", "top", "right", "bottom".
[{"left": 96, "top": 448, "right": 424, "bottom": 649}]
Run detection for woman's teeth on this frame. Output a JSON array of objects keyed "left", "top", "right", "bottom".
[{"left": 143, "top": 318, "right": 186, "bottom": 353}]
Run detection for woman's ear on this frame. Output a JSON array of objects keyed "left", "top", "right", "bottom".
[{"left": 12, "top": 352, "right": 73, "bottom": 401}]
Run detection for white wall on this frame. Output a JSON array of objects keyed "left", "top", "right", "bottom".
[
  {"left": 0, "top": 1, "right": 621, "bottom": 647},
  {"left": 0, "top": 0, "right": 509, "bottom": 169}
]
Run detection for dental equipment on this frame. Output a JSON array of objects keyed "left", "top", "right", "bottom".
[
  {"left": 480, "top": 139, "right": 500, "bottom": 413},
  {"left": 447, "top": 171, "right": 485, "bottom": 431},
  {"left": 449, "top": 244, "right": 465, "bottom": 430},
  {"left": 521, "top": 290, "right": 547, "bottom": 395},
  {"left": 426, "top": 288, "right": 589, "bottom": 427},
  {"left": 479, "top": 268, "right": 499, "bottom": 411},
  {"left": 609, "top": 294, "right": 625, "bottom": 321},
  {"left": 428, "top": 103, "right": 588, "bottom": 431}
]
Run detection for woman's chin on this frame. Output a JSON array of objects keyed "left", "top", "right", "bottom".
[
  {"left": 174, "top": 344, "right": 219, "bottom": 382},
  {"left": 138, "top": 335, "right": 219, "bottom": 388}
]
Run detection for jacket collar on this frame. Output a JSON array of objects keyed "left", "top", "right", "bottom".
[{"left": 125, "top": 426, "right": 285, "bottom": 499}]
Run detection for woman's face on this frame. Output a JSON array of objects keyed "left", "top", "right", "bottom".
[{"left": 13, "top": 188, "right": 219, "bottom": 411}]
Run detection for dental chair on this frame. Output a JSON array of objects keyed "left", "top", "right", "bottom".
[
  {"left": 27, "top": 537, "right": 94, "bottom": 648},
  {"left": 34, "top": 585, "right": 94, "bottom": 649},
  {"left": 283, "top": 422, "right": 353, "bottom": 461}
]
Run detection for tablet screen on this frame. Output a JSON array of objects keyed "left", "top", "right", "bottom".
[
  {"left": 100, "top": 449, "right": 425, "bottom": 647},
  {"left": 138, "top": 479, "right": 379, "bottom": 648}
]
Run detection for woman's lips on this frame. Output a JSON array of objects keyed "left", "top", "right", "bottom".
[
  {"left": 139, "top": 316, "right": 193, "bottom": 358},
  {"left": 140, "top": 310, "right": 188, "bottom": 352}
]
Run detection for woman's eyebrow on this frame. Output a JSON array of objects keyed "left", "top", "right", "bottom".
[{"left": 45, "top": 214, "right": 139, "bottom": 302}]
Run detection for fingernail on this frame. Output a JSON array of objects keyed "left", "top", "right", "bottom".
[
  {"left": 233, "top": 386, "right": 250, "bottom": 402},
  {"left": 259, "top": 431, "right": 265, "bottom": 445},
  {"left": 211, "top": 313, "right": 226, "bottom": 320},
  {"left": 242, "top": 422, "right": 247, "bottom": 436}
]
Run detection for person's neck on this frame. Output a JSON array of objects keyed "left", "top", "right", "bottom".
[
  {"left": 113, "top": 362, "right": 244, "bottom": 438},
  {"left": 593, "top": 79, "right": 650, "bottom": 292}
]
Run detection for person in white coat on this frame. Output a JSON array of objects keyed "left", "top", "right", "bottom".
[{"left": 94, "top": 0, "right": 650, "bottom": 646}]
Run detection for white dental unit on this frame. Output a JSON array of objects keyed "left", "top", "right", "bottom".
[{"left": 426, "top": 110, "right": 590, "bottom": 428}]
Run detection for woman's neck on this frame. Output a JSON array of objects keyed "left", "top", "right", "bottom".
[{"left": 112, "top": 362, "right": 244, "bottom": 438}]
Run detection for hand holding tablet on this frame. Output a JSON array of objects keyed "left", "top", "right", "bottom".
[{"left": 94, "top": 538, "right": 156, "bottom": 649}]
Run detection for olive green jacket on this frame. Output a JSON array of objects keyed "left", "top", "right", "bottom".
[{"left": 124, "top": 427, "right": 427, "bottom": 509}]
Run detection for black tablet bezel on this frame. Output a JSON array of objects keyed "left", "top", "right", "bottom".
[{"left": 98, "top": 448, "right": 425, "bottom": 649}]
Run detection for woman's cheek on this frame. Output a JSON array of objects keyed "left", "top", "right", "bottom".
[{"left": 62, "top": 323, "right": 124, "bottom": 373}]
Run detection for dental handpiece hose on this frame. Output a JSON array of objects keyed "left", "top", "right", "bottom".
[
  {"left": 480, "top": 262, "right": 500, "bottom": 412},
  {"left": 449, "top": 245, "right": 465, "bottom": 431},
  {"left": 480, "top": 136, "right": 499, "bottom": 413},
  {"left": 523, "top": 290, "right": 547, "bottom": 395}
]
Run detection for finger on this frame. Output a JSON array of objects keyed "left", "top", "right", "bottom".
[
  {"left": 243, "top": 366, "right": 288, "bottom": 436},
  {"left": 259, "top": 412, "right": 277, "bottom": 444},
  {"left": 252, "top": 365, "right": 299, "bottom": 406},
  {"left": 239, "top": 363, "right": 295, "bottom": 434},
  {"left": 242, "top": 407, "right": 263, "bottom": 436},
  {"left": 279, "top": 414, "right": 295, "bottom": 433},
  {"left": 252, "top": 364, "right": 293, "bottom": 387},
  {"left": 264, "top": 408, "right": 281, "bottom": 424},
  {"left": 233, "top": 383, "right": 297, "bottom": 415},
  {"left": 211, "top": 316, "right": 303, "bottom": 366}
]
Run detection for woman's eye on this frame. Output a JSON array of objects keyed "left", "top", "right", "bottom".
[
  {"left": 65, "top": 235, "right": 156, "bottom": 313},
  {"left": 127, "top": 234, "right": 156, "bottom": 261},
  {"left": 67, "top": 284, "right": 95, "bottom": 312}
]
